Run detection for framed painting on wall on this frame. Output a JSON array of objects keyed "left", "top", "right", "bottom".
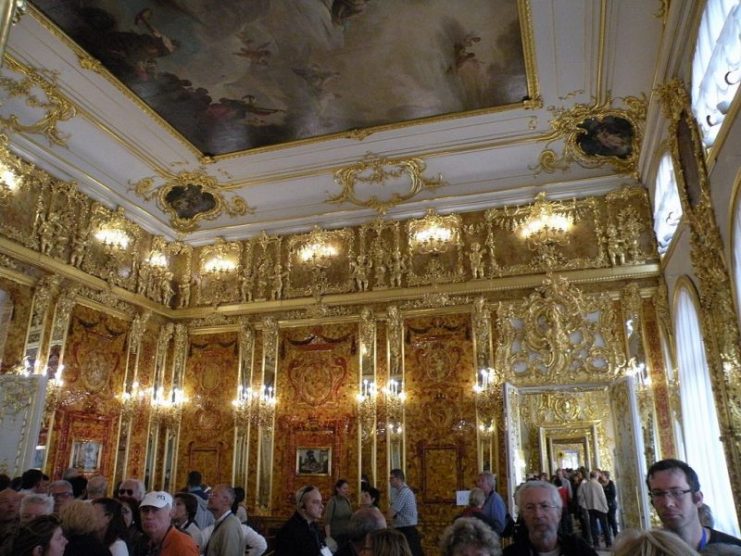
[
  {"left": 70, "top": 440, "right": 102, "bottom": 473},
  {"left": 296, "top": 447, "right": 331, "bottom": 476}
]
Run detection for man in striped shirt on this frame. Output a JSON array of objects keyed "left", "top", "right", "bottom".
[{"left": 387, "top": 469, "right": 424, "bottom": 556}]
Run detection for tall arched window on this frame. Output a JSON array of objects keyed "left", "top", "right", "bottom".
[
  {"left": 653, "top": 153, "right": 683, "bottom": 255},
  {"left": 691, "top": 0, "right": 740, "bottom": 147},
  {"left": 674, "top": 282, "right": 740, "bottom": 535}
]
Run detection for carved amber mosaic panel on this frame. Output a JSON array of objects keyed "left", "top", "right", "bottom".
[
  {"left": 178, "top": 332, "right": 239, "bottom": 487},
  {"left": 274, "top": 324, "right": 358, "bottom": 515},
  {"left": 48, "top": 305, "right": 128, "bottom": 478},
  {"left": 403, "top": 314, "right": 477, "bottom": 538}
]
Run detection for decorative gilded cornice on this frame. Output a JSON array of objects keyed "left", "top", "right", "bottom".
[{"left": 0, "top": 54, "right": 76, "bottom": 146}]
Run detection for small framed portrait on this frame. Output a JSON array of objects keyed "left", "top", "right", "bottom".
[
  {"left": 296, "top": 447, "right": 331, "bottom": 476},
  {"left": 70, "top": 440, "right": 102, "bottom": 472}
]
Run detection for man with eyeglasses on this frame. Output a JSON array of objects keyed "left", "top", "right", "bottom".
[
  {"left": 504, "top": 480, "right": 597, "bottom": 556},
  {"left": 117, "top": 478, "right": 145, "bottom": 502},
  {"left": 48, "top": 480, "right": 74, "bottom": 513},
  {"left": 275, "top": 485, "right": 332, "bottom": 556},
  {"left": 646, "top": 458, "right": 741, "bottom": 551}
]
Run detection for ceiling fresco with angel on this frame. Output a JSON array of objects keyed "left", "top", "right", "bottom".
[{"left": 31, "top": 0, "right": 528, "bottom": 156}]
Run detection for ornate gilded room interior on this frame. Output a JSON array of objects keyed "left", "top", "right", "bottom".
[{"left": 0, "top": 0, "right": 739, "bottom": 551}]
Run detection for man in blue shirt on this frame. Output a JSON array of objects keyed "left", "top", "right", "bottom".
[{"left": 476, "top": 471, "right": 507, "bottom": 535}]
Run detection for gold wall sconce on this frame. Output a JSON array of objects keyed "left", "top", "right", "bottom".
[
  {"left": 232, "top": 384, "right": 277, "bottom": 429},
  {"left": 516, "top": 192, "right": 574, "bottom": 246}
]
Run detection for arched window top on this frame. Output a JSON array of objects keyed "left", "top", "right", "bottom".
[
  {"left": 653, "top": 153, "right": 683, "bottom": 255},
  {"left": 691, "top": 0, "right": 740, "bottom": 147}
]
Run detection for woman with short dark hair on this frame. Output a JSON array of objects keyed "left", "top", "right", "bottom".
[{"left": 173, "top": 492, "right": 203, "bottom": 549}]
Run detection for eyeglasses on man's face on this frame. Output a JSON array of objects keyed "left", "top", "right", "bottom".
[
  {"left": 118, "top": 488, "right": 135, "bottom": 496},
  {"left": 649, "top": 488, "right": 693, "bottom": 501},
  {"left": 522, "top": 503, "right": 559, "bottom": 513},
  {"left": 51, "top": 491, "right": 72, "bottom": 499}
]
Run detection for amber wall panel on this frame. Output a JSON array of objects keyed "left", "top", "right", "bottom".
[
  {"left": 273, "top": 324, "right": 359, "bottom": 515},
  {"left": 178, "top": 332, "right": 238, "bottom": 487},
  {"left": 0, "top": 277, "right": 32, "bottom": 372},
  {"left": 643, "top": 297, "right": 676, "bottom": 458},
  {"left": 404, "top": 314, "right": 477, "bottom": 549},
  {"left": 49, "top": 305, "right": 128, "bottom": 479}
]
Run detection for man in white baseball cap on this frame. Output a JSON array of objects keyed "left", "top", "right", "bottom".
[{"left": 138, "top": 491, "right": 198, "bottom": 555}]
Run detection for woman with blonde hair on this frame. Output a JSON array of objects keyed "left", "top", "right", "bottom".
[
  {"left": 613, "top": 528, "right": 700, "bottom": 556},
  {"left": 59, "top": 499, "right": 110, "bottom": 556}
]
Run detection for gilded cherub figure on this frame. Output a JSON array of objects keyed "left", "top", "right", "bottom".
[
  {"left": 606, "top": 225, "right": 626, "bottom": 266},
  {"left": 350, "top": 254, "right": 371, "bottom": 292},
  {"left": 271, "top": 262, "right": 286, "bottom": 300},
  {"left": 389, "top": 251, "right": 405, "bottom": 288},
  {"left": 469, "top": 242, "right": 485, "bottom": 279}
]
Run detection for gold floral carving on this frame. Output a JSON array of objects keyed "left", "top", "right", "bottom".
[
  {"left": 329, "top": 154, "right": 445, "bottom": 214},
  {"left": 130, "top": 170, "right": 253, "bottom": 232},
  {"left": 0, "top": 55, "right": 76, "bottom": 146},
  {"left": 496, "top": 275, "right": 625, "bottom": 386},
  {"left": 533, "top": 95, "right": 646, "bottom": 178}
]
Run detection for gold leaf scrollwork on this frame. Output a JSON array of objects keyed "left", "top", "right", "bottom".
[
  {"left": 0, "top": 56, "right": 76, "bottom": 146},
  {"left": 129, "top": 170, "right": 254, "bottom": 232},
  {"left": 330, "top": 154, "right": 445, "bottom": 214},
  {"left": 532, "top": 95, "right": 647, "bottom": 178}
]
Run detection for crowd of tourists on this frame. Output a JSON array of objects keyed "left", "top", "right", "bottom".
[{"left": 0, "top": 459, "right": 740, "bottom": 555}]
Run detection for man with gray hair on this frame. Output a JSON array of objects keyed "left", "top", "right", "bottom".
[
  {"left": 204, "top": 484, "right": 246, "bottom": 556},
  {"left": 19, "top": 493, "right": 53, "bottom": 523},
  {"left": 48, "top": 479, "right": 74, "bottom": 513},
  {"left": 117, "top": 477, "right": 145, "bottom": 502},
  {"left": 86, "top": 475, "right": 107, "bottom": 500},
  {"left": 476, "top": 471, "right": 507, "bottom": 535},
  {"left": 504, "top": 480, "right": 597, "bottom": 556},
  {"left": 335, "top": 506, "right": 387, "bottom": 556}
]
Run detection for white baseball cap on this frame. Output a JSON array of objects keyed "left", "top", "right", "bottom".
[{"left": 140, "top": 491, "right": 173, "bottom": 508}]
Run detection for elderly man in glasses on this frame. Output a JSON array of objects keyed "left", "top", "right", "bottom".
[
  {"left": 646, "top": 458, "right": 741, "bottom": 551},
  {"left": 504, "top": 480, "right": 597, "bottom": 556}
]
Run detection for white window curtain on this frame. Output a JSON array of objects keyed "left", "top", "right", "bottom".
[
  {"left": 674, "top": 285, "right": 740, "bottom": 535},
  {"left": 653, "top": 154, "right": 683, "bottom": 255},
  {"left": 691, "top": 0, "right": 740, "bottom": 147}
]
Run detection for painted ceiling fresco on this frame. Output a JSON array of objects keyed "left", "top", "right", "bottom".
[{"left": 31, "top": 0, "right": 528, "bottom": 156}]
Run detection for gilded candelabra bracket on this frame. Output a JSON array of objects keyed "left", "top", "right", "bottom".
[
  {"left": 532, "top": 94, "right": 647, "bottom": 179},
  {"left": 287, "top": 226, "right": 353, "bottom": 298},
  {"left": 130, "top": 169, "right": 254, "bottom": 232},
  {"left": 329, "top": 154, "right": 445, "bottom": 215},
  {"left": 0, "top": 55, "right": 76, "bottom": 146},
  {"left": 0, "top": 133, "right": 29, "bottom": 204}
]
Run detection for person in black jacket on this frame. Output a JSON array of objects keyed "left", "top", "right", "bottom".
[
  {"left": 504, "top": 481, "right": 597, "bottom": 556},
  {"left": 275, "top": 485, "right": 330, "bottom": 556}
]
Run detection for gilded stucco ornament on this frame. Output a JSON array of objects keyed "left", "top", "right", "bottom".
[
  {"left": 533, "top": 95, "right": 646, "bottom": 178},
  {"left": 497, "top": 275, "right": 625, "bottom": 386},
  {"left": 131, "top": 170, "right": 253, "bottom": 232},
  {"left": 0, "top": 55, "right": 76, "bottom": 146},
  {"left": 329, "top": 154, "right": 444, "bottom": 214}
]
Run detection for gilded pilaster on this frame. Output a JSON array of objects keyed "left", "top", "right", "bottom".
[{"left": 233, "top": 318, "right": 255, "bottom": 487}]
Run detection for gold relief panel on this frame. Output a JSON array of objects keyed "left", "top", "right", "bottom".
[
  {"left": 84, "top": 203, "right": 142, "bottom": 289},
  {"left": 329, "top": 154, "right": 444, "bottom": 215},
  {"left": 286, "top": 226, "right": 354, "bottom": 298},
  {"left": 406, "top": 210, "right": 464, "bottom": 286},
  {"left": 0, "top": 277, "right": 32, "bottom": 371},
  {"left": 496, "top": 276, "right": 625, "bottom": 386},
  {"left": 0, "top": 55, "right": 77, "bottom": 146},
  {"left": 131, "top": 170, "right": 253, "bottom": 232}
]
